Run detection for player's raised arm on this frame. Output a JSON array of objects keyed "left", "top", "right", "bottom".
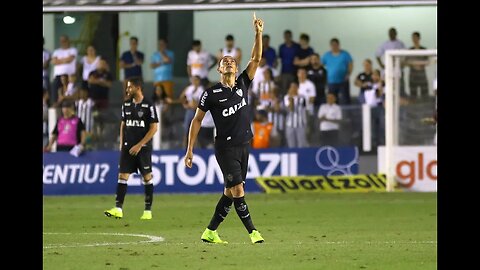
[{"left": 246, "top": 12, "right": 264, "bottom": 80}]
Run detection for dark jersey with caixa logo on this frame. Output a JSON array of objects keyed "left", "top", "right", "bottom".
[
  {"left": 121, "top": 98, "right": 159, "bottom": 148},
  {"left": 198, "top": 70, "right": 253, "bottom": 148}
]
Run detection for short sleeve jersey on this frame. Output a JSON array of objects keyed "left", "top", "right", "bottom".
[
  {"left": 198, "top": 70, "right": 253, "bottom": 148},
  {"left": 121, "top": 98, "right": 159, "bottom": 148}
]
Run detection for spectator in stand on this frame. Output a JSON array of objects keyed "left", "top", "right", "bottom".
[
  {"left": 297, "top": 67, "right": 316, "bottom": 144},
  {"left": 406, "top": 32, "right": 429, "bottom": 99},
  {"left": 252, "top": 109, "right": 275, "bottom": 149},
  {"left": 187, "top": 40, "right": 217, "bottom": 88},
  {"left": 152, "top": 84, "right": 174, "bottom": 147},
  {"left": 284, "top": 82, "right": 308, "bottom": 148},
  {"left": 80, "top": 45, "right": 100, "bottom": 90},
  {"left": 43, "top": 37, "right": 51, "bottom": 94},
  {"left": 375, "top": 27, "right": 406, "bottom": 96},
  {"left": 256, "top": 68, "right": 278, "bottom": 108},
  {"left": 262, "top": 34, "right": 278, "bottom": 76},
  {"left": 364, "top": 69, "right": 385, "bottom": 147},
  {"left": 317, "top": 93, "right": 342, "bottom": 146},
  {"left": 43, "top": 88, "right": 49, "bottom": 146},
  {"left": 75, "top": 87, "right": 95, "bottom": 149},
  {"left": 278, "top": 30, "right": 300, "bottom": 96},
  {"left": 51, "top": 35, "right": 78, "bottom": 105},
  {"left": 55, "top": 74, "right": 77, "bottom": 108},
  {"left": 217, "top": 34, "right": 242, "bottom": 73},
  {"left": 88, "top": 59, "right": 113, "bottom": 111},
  {"left": 251, "top": 56, "right": 269, "bottom": 95},
  {"left": 307, "top": 53, "right": 327, "bottom": 108},
  {"left": 120, "top": 36, "right": 144, "bottom": 94},
  {"left": 45, "top": 101, "right": 86, "bottom": 152},
  {"left": 180, "top": 76, "right": 204, "bottom": 148},
  {"left": 354, "top": 59, "right": 374, "bottom": 104},
  {"left": 196, "top": 87, "right": 215, "bottom": 149},
  {"left": 151, "top": 38, "right": 175, "bottom": 98},
  {"left": 267, "top": 87, "right": 285, "bottom": 147},
  {"left": 293, "top": 33, "right": 314, "bottom": 71},
  {"left": 322, "top": 38, "right": 353, "bottom": 105}
]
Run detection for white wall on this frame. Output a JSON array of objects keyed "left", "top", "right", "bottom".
[
  {"left": 194, "top": 6, "right": 437, "bottom": 96},
  {"left": 118, "top": 12, "right": 158, "bottom": 82}
]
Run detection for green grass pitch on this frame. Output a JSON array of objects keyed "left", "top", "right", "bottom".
[{"left": 43, "top": 192, "right": 436, "bottom": 270}]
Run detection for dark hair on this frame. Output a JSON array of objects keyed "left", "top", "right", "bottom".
[
  {"left": 284, "top": 30, "right": 292, "bottom": 35},
  {"left": 330, "top": 38, "right": 339, "bottom": 44},
  {"left": 225, "top": 34, "right": 234, "bottom": 41},
  {"left": 412, "top": 32, "right": 421, "bottom": 38},
  {"left": 192, "top": 40, "right": 201, "bottom": 46},
  {"left": 159, "top": 38, "right": 168, "bottom": 43},
  {"left": 130, "top": 36, "right": 139, "bottom": 43},
  {"left": 262, "top": 34, "right": 270, "bottom": 39},
  {"left": 264, "top": 68, "right": 273, "bottom": 78},
  {"left": 61, "top": 100, "right": 74, "bottom": 108},
  {"left": 126, "top": 76, "right": 143, "bottom": 89},
  {"left": 312, "top": 53, "right": 320, "bottom": 58},
  {"left": 299, "top": 33, "right": 310, "bottom": 42},
  {"left": 365, "top": 58, "right": 372, "bottom": 64}
]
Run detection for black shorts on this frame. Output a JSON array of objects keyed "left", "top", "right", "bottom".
[
  {"left": 119, "top": 146, "right": 152, "bottom": 175},
  {"left": 215, "top": 142, "right": 250, "bottom": 188}
]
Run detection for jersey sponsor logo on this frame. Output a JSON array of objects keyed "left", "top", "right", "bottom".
[
  {"left": 125, "top": 112, "right": 131, "bottom": 115},
  {"left": 219, "top": 98, "right": 227, "bottom": 102},
  {"left": 236, "top": 89, "right": 243, "bottom": 97},
  {"left": 222, "top": 98, "right": 247, "bottom": 117},
  {"left": 125, "top": 119, "right": 145, "bottom": 127},
  {"left": 141, "top": 104, "right": 149, "bottom": 108},
  {"left": 213, "top": 89, "right": 222, "bottom": 93},
  {"left": 200, "top": 91, "right": 208, "bottom": 107},
  {"left": 124, "top": 103, "right": 131, "bottom": 106}
]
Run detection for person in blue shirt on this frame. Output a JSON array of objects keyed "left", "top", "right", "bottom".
[
  {"left": 278, "top": 30, "right": 300, "bottom": 96},
  {"left": 322, "top": 38, "right": 353, "bottom": 105},
  {"left": 120, "top": 36, "right": 144, "bottom": 99},
  {"left": 150, "top": 38, "right": 175, "bottom": 98}
]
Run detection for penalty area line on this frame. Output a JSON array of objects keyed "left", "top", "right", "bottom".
[{"left": 43, "top": 232, "right": 165, "bottom": 249}]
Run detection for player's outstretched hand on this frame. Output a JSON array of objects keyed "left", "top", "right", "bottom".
[
  {"left": 185, "top": 150, "right": 193, "bottom": 168},
  {"left": 253, "top": 12, "right": 263, "bottom": 33}
]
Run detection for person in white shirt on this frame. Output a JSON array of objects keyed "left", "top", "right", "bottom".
[
  {"left": 187, "top": 40, "right": 216, "bottom": 88},
  {"left": 297, "top": 67, "right": 317, "bottom": 144},
  {"left": 317, "top": 93, "right": 342, "bottom": 146},
  {"left": 180, "top": 76, "right": 205, "bottom": 148},
  {"left": 80, "top": 45, "right": 100, "bottom": 90},
  {"left": 51, "top": 35, "right": 78, "bottom": 104},
  {"left": 375, "top": 27, "right": 406, "bottom": 96},
  {"left": 284, "top": 82, "right": 308, "bottom": 148},
  {"left": 217, "top": 34, "right": 242, "bottom": 74},
  {"left": 251, "top": 56, "right": 269, "bottom": 96}
]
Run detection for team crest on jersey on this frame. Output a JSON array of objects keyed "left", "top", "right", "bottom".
[
  {"left": 137, "top": 111, "right": 144, "bottom": 117},
  {"left": 236, "top": 89, "right": 243, "bottom": 97}
]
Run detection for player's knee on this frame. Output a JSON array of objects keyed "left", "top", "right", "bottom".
[
  {"left": 118, "top": 173, "right": 130, "bottom": 181},
  {"left": 142, "top": 173, "right": 153, "bottom": 184},
  {"left": 230, "top": 183, "right": 245, "bottom": 197}
]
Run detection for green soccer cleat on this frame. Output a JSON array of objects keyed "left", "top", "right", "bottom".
[
  {"left": 249, "top": 230, "right": 264, "bottom": 244},
  {"left": 104, "top": 207, "right": 123, "bottom": 219},
  {"left": 140, "top": 210, "right": 152, "bottom": 220},
  {"left": 201, "top": 228, "right": 228, "bottom": 244}
]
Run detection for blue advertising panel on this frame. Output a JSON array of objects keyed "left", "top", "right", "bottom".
[{"left": 43, "top": 146, "right": 358, "bottom": 195}]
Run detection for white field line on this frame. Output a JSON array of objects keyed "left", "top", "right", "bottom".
[
  {"left": 44, "top": 233, "right": 436, "bottom": 248},
  {"left": 43, "top": 232, "right": 164, "bottom": 249}
]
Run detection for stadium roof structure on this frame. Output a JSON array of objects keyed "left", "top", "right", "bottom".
[{"left": 43, "top": 0, "right": 437, "bottom": 12}]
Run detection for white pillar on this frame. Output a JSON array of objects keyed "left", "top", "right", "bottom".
[
  {"left": 385, "top": 52, "right": 395, "bottom": 192},
  {"left": 362, "top": 104, "right": 371, "bottom": 152},
  {"left": 153, "top": 104, "right": 162, "bottom": 150},
  {"left": 48, "top": 108, "right": 58, "bottom": 152}
]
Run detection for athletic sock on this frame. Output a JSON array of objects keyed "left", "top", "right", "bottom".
[
  {"left": 207, "top": 194, "right": 233, "bottom": 231},
  {"left": 143, "top": 180, "right": 154, "bottom": 211},
  {"left": 115, "top": 179, "right": 128, "bottom": 208},
  {"left": 233, "top": 196, "right": 256, "bottom": 233}
]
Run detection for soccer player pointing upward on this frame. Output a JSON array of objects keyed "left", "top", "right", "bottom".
[{"left": 184, "top": 12, "right": 265, "bottom": 244}]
